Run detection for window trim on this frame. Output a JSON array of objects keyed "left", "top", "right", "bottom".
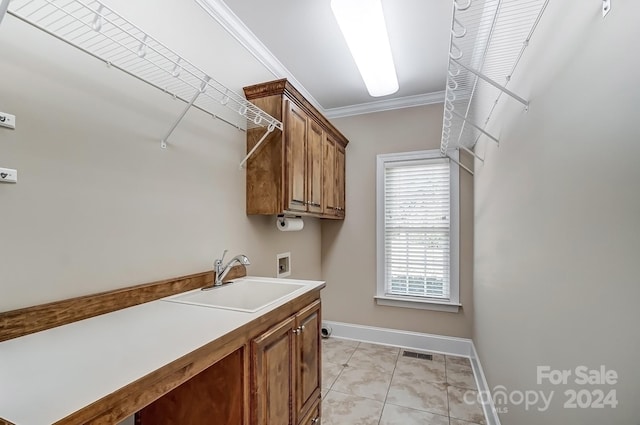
[{"left": 375, "top": 149, "right": 460, "bottom": 313}]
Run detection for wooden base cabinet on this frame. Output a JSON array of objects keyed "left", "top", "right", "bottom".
[
  {"left": 251, "top": 300, "right": 321, "bottom": 425},
  {"left": 135, "top": 294, "right": 322, "bottom": 425},
  {"left": 243, "top": 79, "right": 348, "bottom": 219}
]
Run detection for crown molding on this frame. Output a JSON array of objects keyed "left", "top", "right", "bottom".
[
  {"left": 324, "top": 91, "right": 446, "bottom": 119},
  {"left": 195, "top": 0, "right": 445, "bottom": 119},
  {"left": 194, "top": 0, "right": 325, "bottom": 112}
]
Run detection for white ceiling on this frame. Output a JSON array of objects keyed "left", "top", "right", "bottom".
[{"left": 206, "top": 0, "right": 452, "bottom": 116}]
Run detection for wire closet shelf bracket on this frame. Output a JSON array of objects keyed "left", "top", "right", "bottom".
[
  {"left": 0, "top": 0, "right": 283, "bottom": 159},
  {"left": 441, "top": 0, "right": 549, "bottom": 173}
]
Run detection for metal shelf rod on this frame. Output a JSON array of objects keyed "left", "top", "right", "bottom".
[
  {"left": 0, "top": 0, "right": 9, "bottom": 25},
  {"left": 451, "top": 109, "right": 500, "bottom": 145},
  {"left": 451, "top": 57, "right": 529, "bottom": 107},
  {"left": 239, "top": 126, "right": 277, "bottom": 169},
  {"left": 447, "top": 150, "right": 474, "bottom": 175},
  {"left": 460, "top": 145, "right": 484, "bottom": 163},
  {"left": 161, "top": 77, "right": 210, "bottom": 148}
]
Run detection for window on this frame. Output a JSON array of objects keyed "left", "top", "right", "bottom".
[{"left": 376, "top": 150, "right": 460, "bottom": 312}]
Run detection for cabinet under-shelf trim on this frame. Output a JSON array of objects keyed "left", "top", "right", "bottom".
[{"left": 243, "top": 79, "right": 348, "bottom": 219}]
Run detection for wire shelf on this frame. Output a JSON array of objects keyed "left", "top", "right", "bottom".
[
  {"left": 441, "top": 0, "right": 549, "bottom": 162},
  {"left": 4, "top": 0, "right": 282, "bottom": 144}
]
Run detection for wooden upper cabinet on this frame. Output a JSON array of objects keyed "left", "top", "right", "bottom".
[
  {"left": 285, "top": 100, "right": 308, "bottom": 213},
  {"left": 243, "top": 79, "right": 348, "bottom": 219},
  {"left": 322, "top": 133, "right": 346, "bottom": 219},
  {"left": 306, "top": 121, "right": 324, "bottom": 214},
  {"left": 335, "top": 143, "right": 346, "bottom": 218}
]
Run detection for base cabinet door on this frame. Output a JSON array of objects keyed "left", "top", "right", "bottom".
[
  {"left": 298, "top": 400, "right": 321, "bottom": 425},
  {"left": 251, "top": 316, "right": 296, "bottom": 425},
  {"left": 251, "top": 301, "right": 322, "bottom": 425},
  {"left": 295, "top": 301, "right": 321, "bottom": 422}
]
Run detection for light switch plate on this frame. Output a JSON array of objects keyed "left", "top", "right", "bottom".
[
  {"left": 0, "top": 112, "right": 16, "bottom": 129},
  {"left": 0, "top": 167, "right": 17, "bottom": 183}
]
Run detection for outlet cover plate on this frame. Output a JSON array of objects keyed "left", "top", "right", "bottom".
[
  {"left": 0, "top": 167, "right": 17, "bottom": 183},
  {"left": 0, "top": 112, "right": 16, "bottom": 129}
]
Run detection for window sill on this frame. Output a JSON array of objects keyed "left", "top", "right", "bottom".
[{"left": 374, "top": 295, "right": 461, "bottom": 313}]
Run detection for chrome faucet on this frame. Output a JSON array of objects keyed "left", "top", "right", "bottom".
[{"left": 204, "top": 249, "right": 251, "bottom": 289}]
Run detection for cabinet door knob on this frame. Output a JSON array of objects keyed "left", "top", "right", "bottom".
[
  {"left": 311, "top": 417, "right": 319, "bottom": 424},
  {"left": 293, "top": 328, "right": 300, "bottom": 335}
]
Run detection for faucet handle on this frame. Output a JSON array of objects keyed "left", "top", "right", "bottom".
[{"left": 215, "top": 249, "right": 228, "bottom": 267}]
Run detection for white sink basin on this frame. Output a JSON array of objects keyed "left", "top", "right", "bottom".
[{"left": 162, "top": 278, "right": 306, "bottom": 313}]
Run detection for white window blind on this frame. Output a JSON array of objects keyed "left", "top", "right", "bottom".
[{"left": 383, "top": 158, "right": 451, "bottom": 300}]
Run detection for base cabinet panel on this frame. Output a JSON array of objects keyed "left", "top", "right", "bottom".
[{"left": 135, "top": 348, "right": 246, "bottom": 425}]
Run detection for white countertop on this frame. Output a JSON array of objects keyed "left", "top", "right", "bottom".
[{"left": 0, "top": 277, "right": 324, "bottom": 425}]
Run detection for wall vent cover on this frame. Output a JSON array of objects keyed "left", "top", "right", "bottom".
[{"left": 402, "top": 351, "right": 433, "bottom": 361}]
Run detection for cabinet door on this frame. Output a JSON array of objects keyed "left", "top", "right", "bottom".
[
  {"left": 322, "top": 134, "right": 337, "bottom": 216},
  {"left": 252, "top": 316, "right": 296, "bottom": 425},
  {"left": 295, "top": 300, "right": 321, "bottom": 421},
  {"left": 285, "top": 100, "right": 308, "bottom": 213},
  {"left": 297, "top": 400, "right": 320, "bottom": 425},
  {"left": 307, "top": 121, "right": 324, "bottom": 214},
  {"left": 335, "top": 144, "right": 346, "bottom": 218}
]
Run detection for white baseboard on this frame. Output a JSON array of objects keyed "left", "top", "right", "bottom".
[
  {"left": 470, "top": 342, "right": 502, "bottom": 425},
  {"left": 323, "top": 320, "right": 473, "bottom": 357},
  {"left": 323, "top": 321, "right": 501, "bottom": 425}
]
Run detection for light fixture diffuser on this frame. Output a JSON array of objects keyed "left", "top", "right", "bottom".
[{"left": 331, "top": 0, "right": 399, "bottom": 97}]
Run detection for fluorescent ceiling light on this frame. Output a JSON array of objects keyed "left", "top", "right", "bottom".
[{"left": 331, "top": 0, "right": 399, "bottom": 97}]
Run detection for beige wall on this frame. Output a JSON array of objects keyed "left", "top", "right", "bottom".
[
  {"left": 321, "top": 104, "right": 474, "bottom": 338},
  {"left": 473, "top": 1, "right": 640, "bottom": 424},
  {"left": 0, "top": 8, "right": 321, "bottom": 312}
]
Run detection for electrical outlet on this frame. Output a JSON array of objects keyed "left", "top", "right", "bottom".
[
  {"left": 602, "top": 0, "right": 611, "bottom": 17},
  {"left": 0, "top": 112, "right": 16, "bottom": 129},
  {"left": 0, "top": 167, "right": 17, "bottom": 183}
]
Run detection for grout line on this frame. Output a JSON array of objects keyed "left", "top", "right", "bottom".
[
  {"left": 445, "top": 355, "right": 452, "bottom": 425},
  {"left": 376, "top": 347, "right": 400, "bottom": 425},
  {"left": 322, "top": 340, "right": 359, "bottom": 393},
  {"left": 344, "top": 341, "right": 360, "bottom": 364}
]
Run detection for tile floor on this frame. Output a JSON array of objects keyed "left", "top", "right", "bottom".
[{"left": 321, "top": 338, "right": 486, "bottom": 425}]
